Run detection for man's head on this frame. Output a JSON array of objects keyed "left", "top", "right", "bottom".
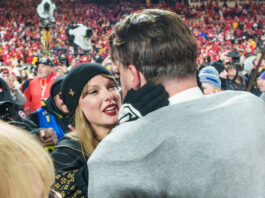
[
  {"left": 211, "top": 61, "right": 227, "bottom": 79},
  {"left": 198, "top": 66, "right": 221, "bottom": 95},
  {"left": 37, "top": 57, "right": 54, "bottom": 79},
  {"left": 50, "top": 75, "right": 69, "bottom": 114},
  {"left": 227, "top": 65, "right": 237, "bottom": 80},
  {"left": 257, "top": 71, "right": 265, "bottom": 93},
  {"left": 0, "top": 68, "right": 10, "bottom": 85},
  {"left": 109, "top": 9, "right": 198, "bottom": 97}
]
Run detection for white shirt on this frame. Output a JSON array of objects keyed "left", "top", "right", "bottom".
[{"left": 169, "top": 87, "right": 203, "bottom": 105}]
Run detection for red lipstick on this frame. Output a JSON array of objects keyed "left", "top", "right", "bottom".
[{"left": 103, "top": 103, "right": 118, "bottom": 116}]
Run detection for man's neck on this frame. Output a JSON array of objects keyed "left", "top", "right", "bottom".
[{"left": 163, "top": 76, "right": 199, "bottom": 97}]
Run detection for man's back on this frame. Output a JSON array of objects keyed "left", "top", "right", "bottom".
[{"left": 88, "top": 91, "right": 265, "bottom": 198}]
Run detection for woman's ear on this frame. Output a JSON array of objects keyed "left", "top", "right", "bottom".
[{"left": 128, "top": 64, "right": 147, "bottom": 90}]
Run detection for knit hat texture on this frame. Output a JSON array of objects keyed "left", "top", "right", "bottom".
[{"left": 199, "top": 66, "right": 221, "bottom": 90}]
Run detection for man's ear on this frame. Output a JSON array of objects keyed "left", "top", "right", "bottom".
[{"left": 128, "top": 64, "right": 147, "bottom": 90}]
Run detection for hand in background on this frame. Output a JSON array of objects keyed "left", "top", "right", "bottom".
[{"left": 39, "top": 128, "right": 58, "bottom": 146}]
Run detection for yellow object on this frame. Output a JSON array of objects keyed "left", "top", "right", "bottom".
[
  {"left": 45, "top": 146, "right": 55, "bottom": 152},
  {"left": 42, "top": 29, "right": 52, "bottom": 55},
  {"left": 250, "top": 40, "right": 256, "bottom": 49},
  {"left": 32, "top": 56, "right": 38, "bottom": 65},
  {"left": 232, "top": 22, "right": 238, "bottom": 29}
]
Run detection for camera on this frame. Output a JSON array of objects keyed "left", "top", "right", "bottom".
[
  {"left": 228, "top": 48, "right": 240, "bottom": 63},
  {"left": 85, "top": 28, "right": 93, "bottom": 38},
  {"left": 37, "top": 0, "right": 56, "bottom": 28},
  {"left": 66, "top": 24, "right": 93, "bottom": 52}
]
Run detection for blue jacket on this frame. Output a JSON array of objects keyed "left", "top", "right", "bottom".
[{"left": 37, "top": 108, "right": 65, "bottom": 140}]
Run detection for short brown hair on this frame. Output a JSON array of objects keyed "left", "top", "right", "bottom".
[{"left": 110, "top": 9, "right": 198, "bottom": 84}]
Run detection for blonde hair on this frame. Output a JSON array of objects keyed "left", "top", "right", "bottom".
[
  {"left": 0, "top": 121, "right": 55, "bottom": 198},
  {"left": 70, "top": 74, "right": 116, "bottom": 157}
]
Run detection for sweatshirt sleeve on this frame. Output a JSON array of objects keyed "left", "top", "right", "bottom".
[{"left": 12, "top": 88, "right": 27, "bottom": 106}]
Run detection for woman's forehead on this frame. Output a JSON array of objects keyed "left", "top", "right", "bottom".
[{"left": 88, "top": 75, "right": 114, "bottom": 86}]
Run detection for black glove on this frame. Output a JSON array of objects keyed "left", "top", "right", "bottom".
[{"left": 118, "top": 82, "right": 169, "bottom": 125}]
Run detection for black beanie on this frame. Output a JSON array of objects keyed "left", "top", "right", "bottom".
[
  {"left": 211, "top": 61, "right": 226, "bottom": 75},
  {"left": 50, "top": 74, "right": 66, "bottom": 98},
  {"left": 61, "top": 63, "right": 112, "bottom": 115}
]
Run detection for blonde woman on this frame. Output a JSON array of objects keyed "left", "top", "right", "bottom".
[
  {"left": 0, "top": 121, "right": 57, "bottom": 198},
  {"left": 51, "top": 63, "right": 168, "bottom": 197},
  {"left": 51, "top": 63, "right": 121, "bottom": 197}
]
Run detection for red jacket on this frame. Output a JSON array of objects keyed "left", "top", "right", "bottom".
[{"left": 23, "top": 72, "right": 56, "bottom": 114}]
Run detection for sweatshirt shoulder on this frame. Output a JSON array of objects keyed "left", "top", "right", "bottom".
[{"left": 217, "top": 91, "right": 264, "bottom": 106}]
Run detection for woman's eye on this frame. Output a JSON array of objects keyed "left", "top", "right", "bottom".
[
  {"left": 108, "top": 84, "right": 117, "bottom": 90},
  {"left": 88, "top": 90, "right": 98, "bottom": 94},
  {"left": 108, "top": 86, "right": 116, "bottom": 91}
]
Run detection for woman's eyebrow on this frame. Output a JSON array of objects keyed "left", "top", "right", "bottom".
[{"left": 87, "top": 84, "right": 99, "bottom": 89}]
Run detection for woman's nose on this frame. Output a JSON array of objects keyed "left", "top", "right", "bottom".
[{"left": 104, "top": 90, "right": 114, "bottom": 101}]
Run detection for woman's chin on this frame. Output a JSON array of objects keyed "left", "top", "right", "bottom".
[{"left": 105, "top": 118, "right": 118, "bottom": 128}]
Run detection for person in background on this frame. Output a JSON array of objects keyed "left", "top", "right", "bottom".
[
  {"left": 198, "top": 66, "right": 221, "bottom": 95},
  {"left": 9, "top": 72, "right": 20, "bottom": 90},
  {"left": 102, "top": 55, "right": 121, "bottom": 92},
  {"left": 102, "top": 55, "right": 112, "bottom": 71},
  {"left": 55, "top": 66, "right": 66, "bottom": 77},
  {"left": 23, "top": 57, "right": 56, "bottom": 115},
  {"left": 243, "top": 57, "right": 264, "bottom": 96},
  {"left": 9, "top": 72, "right": 28, "bottom": 106},
  {"left": 227, "top": 64, "right": 238, "bottom": 81},
  {"left": 0, "top": 68, "right": 10, "bottom": 83},
  {"left": 235, "top": 72, "right": 246, "bottom": 89},
  {"left": 19, "top": 67, "right": 32, "bottom": 93},
  {"left": 226, "top": 64, "right": 245, "bottom": 91},
  {"left": 29, "top": 75, "right": 73, "bottom": 141},
  {"left": 211, "top": 61, "right": 228, "bottom": 90},
  {"left": 0, "top": 121, "right": 58, "bottom": 198},
  {"left": 1, "top": 68, "right": 27, "bottom": 106},
  {"left": 257, "top": 71, "right": 265, "bottom": 102},
  {"left": 87, "top": 9, "right": 265, "bottom": 198},
  {"left": 0, "top": 76, "right": 58, "bottom": 147}
]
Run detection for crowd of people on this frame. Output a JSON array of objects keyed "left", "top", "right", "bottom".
[
  {"left": 0, "top": 0, "right": 265, "bottom": 198},
  {"left": 0, "top": 0, "right": 264, "bottom": 94},
  {"left": 0, "top": 0, "right": 264, "bottom": 65}
]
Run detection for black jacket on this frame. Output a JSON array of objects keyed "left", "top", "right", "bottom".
[
  {"left": 29, "top": 97, "right": 73, "bottom": 134},
  {"left": 51, "top": 136, "right": 88, "bottom": 198},
  {"left": 225, "top": 78, "right": 246, "bottom": 91},
  {"left": 0, "top": 77, "right": 38, "bottom": 133}
]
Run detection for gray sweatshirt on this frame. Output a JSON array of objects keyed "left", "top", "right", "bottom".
[{"left": 88, "top": 91, "right": 265, "bottom": 198}]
